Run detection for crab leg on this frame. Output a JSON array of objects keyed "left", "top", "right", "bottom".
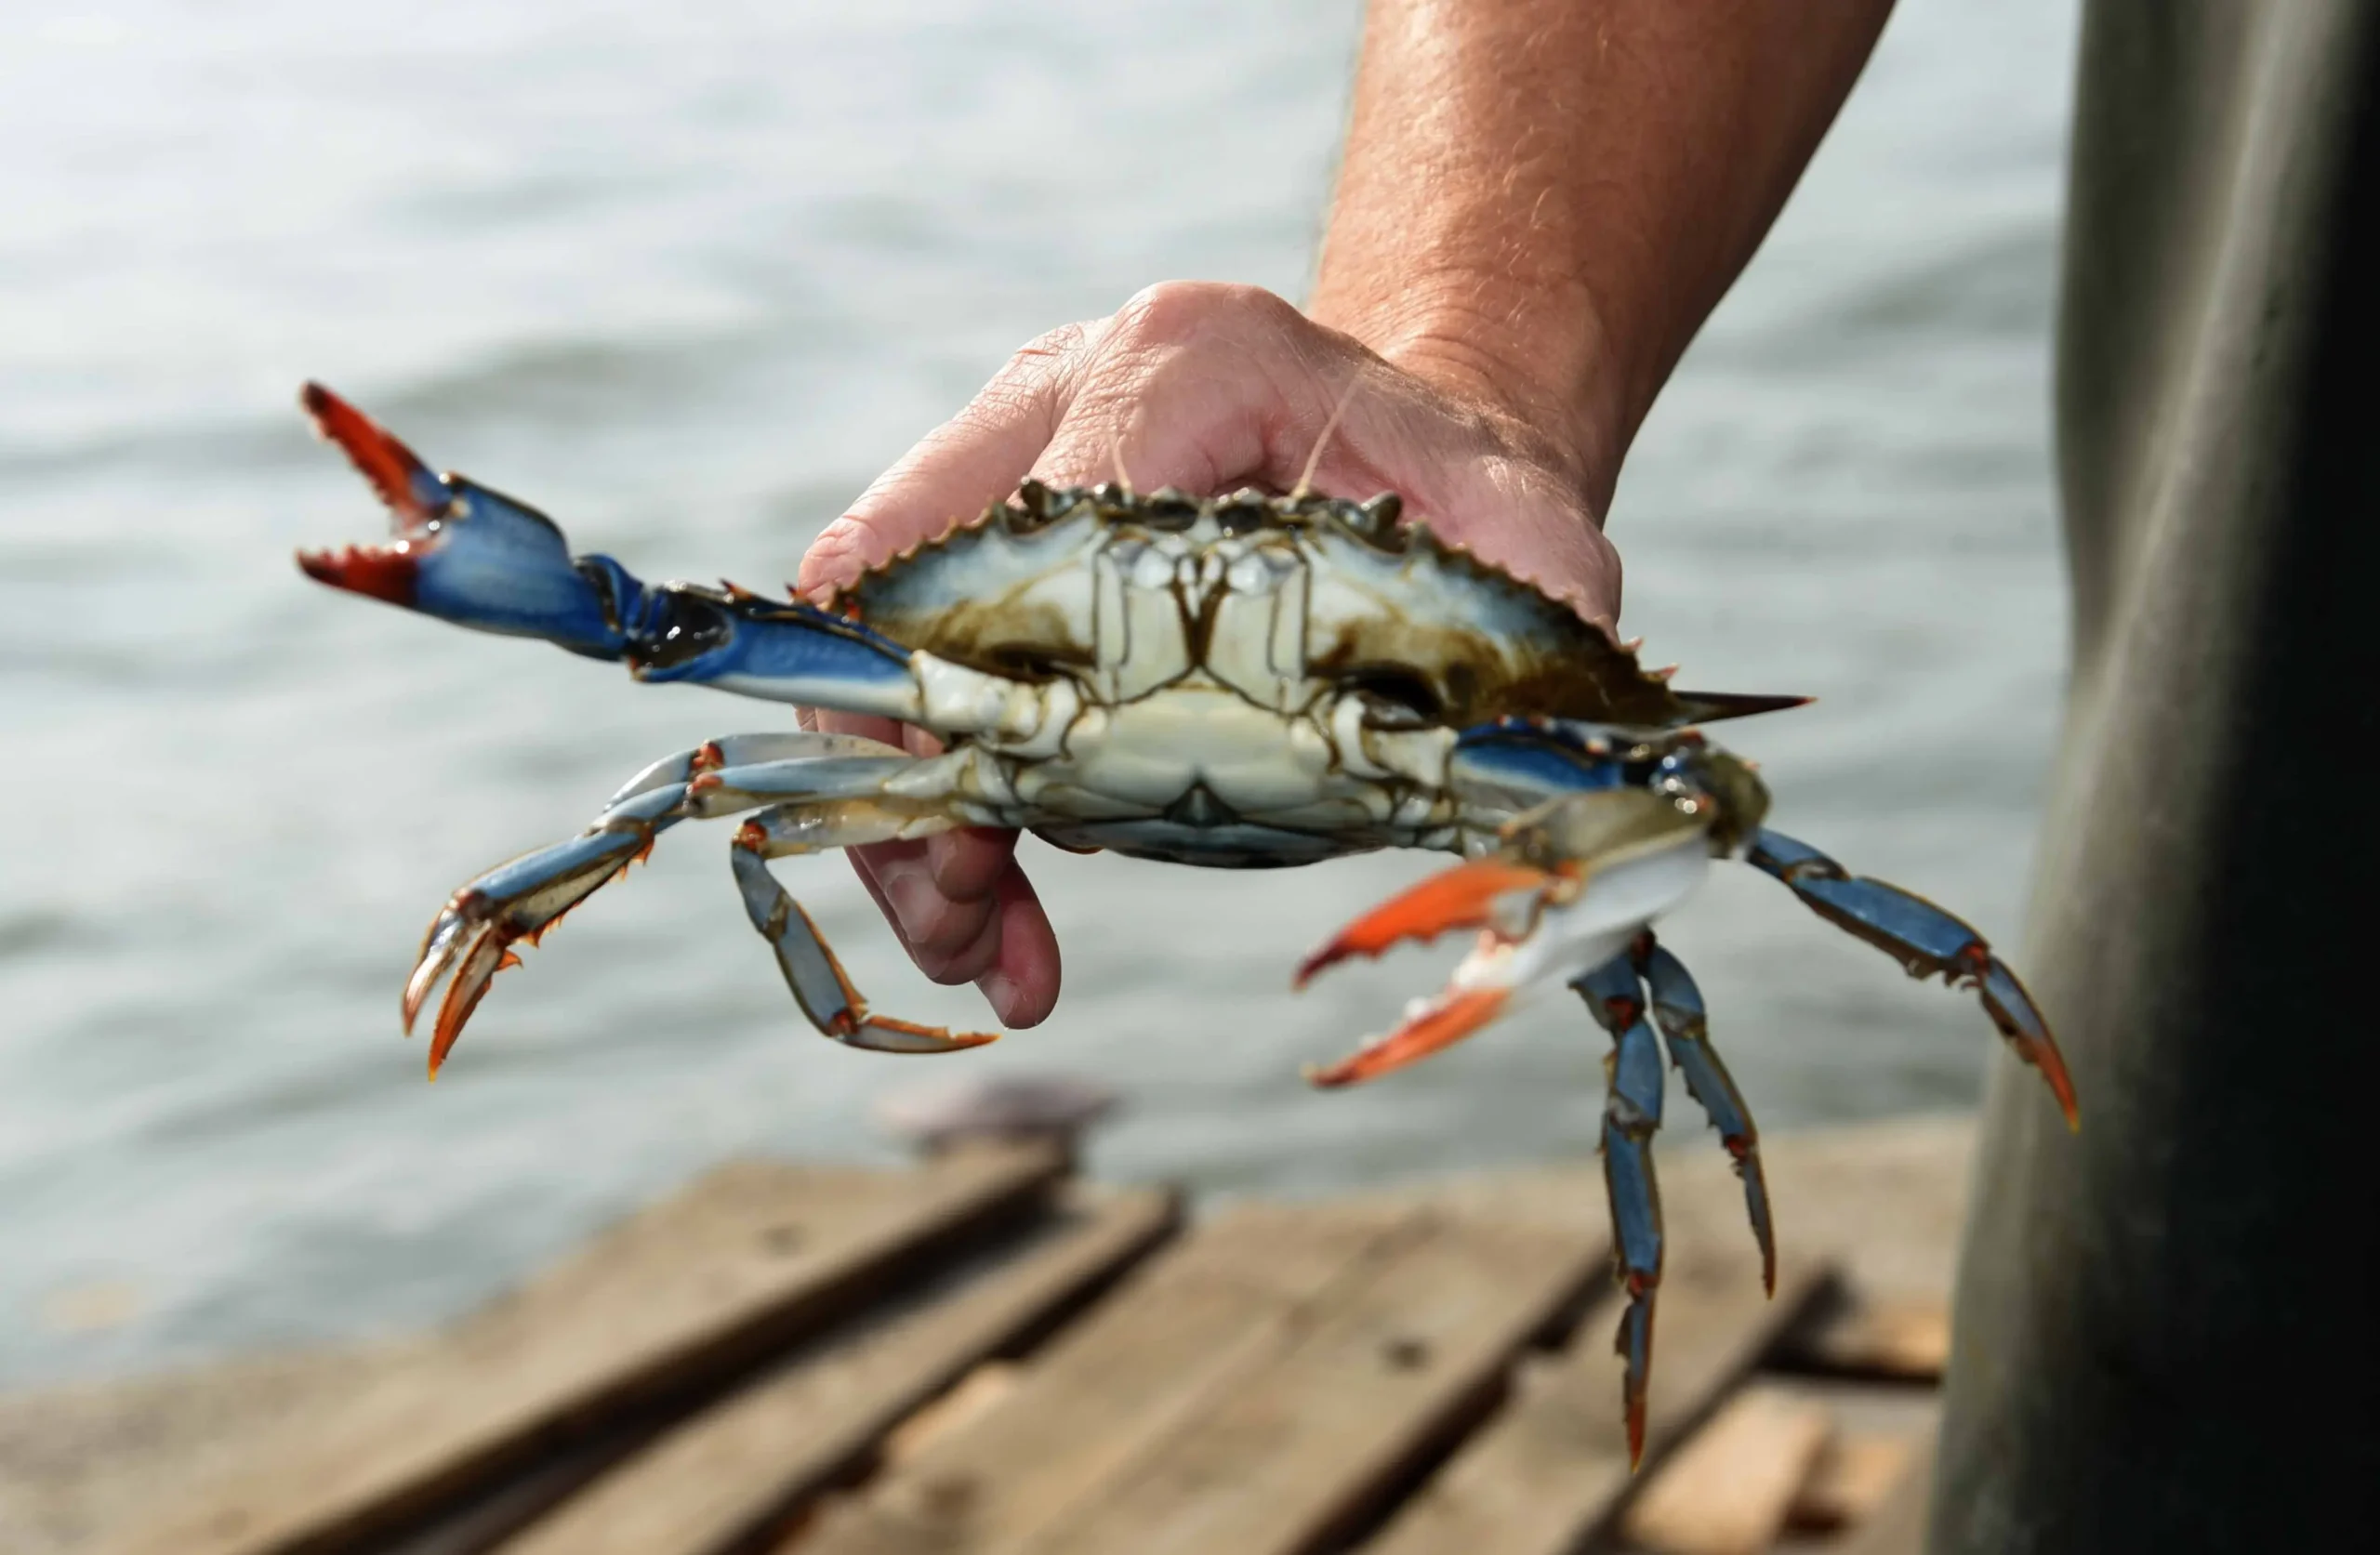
[
  {"left": 294, "top": 384, "right": 1019, "bottom": 728},
  {"left": 408, "top": 785, "right": 685, "bottom": 1074},
  {"left": 1747, "top": 829, "right": 2079, "bottom": 1129},
  {"left": 1572, "top": 955, "right": 1668, "bottom": 1469},
  {"left": 1633, "top": 934, "right": 1775, "bottom": 1293},
  {"left": 600, "top": 732, "right": 901, "bottom": 807},
  {"left": 404, "top": 732, "right": 941, "bottom": 1073},
  {"left": 731, "top": 810, "right": 995, "bottom": 1054},
  {"left": 1299, "top": 789, "right": 1714, "bottom": 1086}
]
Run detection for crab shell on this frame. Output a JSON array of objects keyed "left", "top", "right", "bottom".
[{"left": 832, "top": 479, "right": 1718, "bottom": 733}]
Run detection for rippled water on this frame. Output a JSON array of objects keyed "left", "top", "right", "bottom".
[{"left": 0, "top": 0, "right": 2078, "bottom": 1383}]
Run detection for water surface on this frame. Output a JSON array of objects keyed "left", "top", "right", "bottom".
[{"left": 0, "top": 0, "right": 2077, "bottom": 1382}]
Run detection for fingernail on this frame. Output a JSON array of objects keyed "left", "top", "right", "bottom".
[{"left": 980, "top": 970, "right": 1019, "bottom": 1023}]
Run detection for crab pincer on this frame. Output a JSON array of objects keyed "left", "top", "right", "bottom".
[
  {"left": 296, "top": 383, "right": 638, "bottom": 656},
  {"left": 1295, "top": 788, "right": 1718, "bottom": 1085},
  {"left": 1292, "top": 859, "right": 1567, "bottom": 993}
]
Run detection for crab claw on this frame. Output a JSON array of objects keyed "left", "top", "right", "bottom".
[
  {"left": 1300, "top": 792, "right": 1718, "bottom": 1087},
  {"left": 298, "top": 381, "right": 454, "bottom": 524},
  {"left": 1292, "top": 860, "right": 1565, "bottom": 988},
  {"left": 1305, "top": 987, "right": 1511, "bottom": 1087},
  {"left": 296, "top": 382, "right": 634, "bottom": 657}
]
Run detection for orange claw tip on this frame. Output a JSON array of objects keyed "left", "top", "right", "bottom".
[
  {"left": 298, "top": 381, "right": 438, "bottom": 520},
  {"left": 1291, "top": 861, "right": 1553, "bottom": 989},
  {"left": 296, "top": 543, "right": 419, "bottom": 606},
  {"left": 1303, "top": 987, "right": 1510, "bottom": 1088},
  {"left": 832, "top": 1014, "right": 1001, "bottom": 1053},
  {"left": 1627, "top": 1403, "right": 1646, "bottom": 1469},
  {"left": 427, "top": 965, "right": 502, "bottom": 1076},
  {"left": 427, "top": 1016, "right": 464, "bottom": 1076},
  {"left": 2036, "top": 1044, "right": 2082, "bottom": 1133},
  {"left": 426, "top": 1018, "right": 469, "bottom": 1078}
]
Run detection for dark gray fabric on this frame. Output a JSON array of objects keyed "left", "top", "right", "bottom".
[{"left": 1933, "top": 4, "right": 2380, "bottom": 1549}]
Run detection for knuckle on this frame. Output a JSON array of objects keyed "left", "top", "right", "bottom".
[{"left": 1108, "top": 280, "right": 1292, "bottom": 348}]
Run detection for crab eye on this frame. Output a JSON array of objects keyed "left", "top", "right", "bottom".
[{"left": 1344, "top": 668, "right": 1444, "bottom": 730}]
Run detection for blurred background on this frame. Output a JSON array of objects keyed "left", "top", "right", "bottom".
[{"left": 0, "top": 0, "right": 2076, "bottom": 1388}]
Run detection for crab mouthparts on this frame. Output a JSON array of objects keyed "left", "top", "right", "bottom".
[{"left": 297, "top": 541, "right": 424, "bottom": 607}]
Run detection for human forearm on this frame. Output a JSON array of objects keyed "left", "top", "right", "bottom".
[{"left": 1311, "top": 0, "right": 1896, "bottom": 510}]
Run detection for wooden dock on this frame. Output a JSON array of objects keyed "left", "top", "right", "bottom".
[{"left": 2, "top": 1115, "right": 1975, "bottom": 1555}]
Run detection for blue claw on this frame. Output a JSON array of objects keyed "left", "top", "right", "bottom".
[
  {"left": 1634, "top": 937, "right": 1775, "bottom": 1292},
  {"left": 296, "top": 383, "right": 925, "bottom": 719},
  {"left": 1572, "top": 955, "right": 1666, "bottom": 1468},
  {"left": 1748, "top": 828, "right": 2080, "bottom": 1129},
  {"left": 297, "top": 382, "right": 632, "bottom": 655}
]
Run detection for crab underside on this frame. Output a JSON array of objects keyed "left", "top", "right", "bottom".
[{"left": 295, "top": 382, "right": 2076, "bottom": 1465}]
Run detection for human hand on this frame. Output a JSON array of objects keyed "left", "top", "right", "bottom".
[{"left": 794, "top": 281, "right": 1626, "bottom": 1030}]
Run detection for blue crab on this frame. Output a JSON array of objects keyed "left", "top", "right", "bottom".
[{"left": 294, "top": 383, "right": 2076, "bottom": 1462}]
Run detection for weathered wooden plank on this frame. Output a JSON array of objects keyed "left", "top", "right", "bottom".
[
  {"left": 1772, "top": 1291, "right": 1950, "bottom": 1381},
  {"left": 1362, "top": 1252, "right": 1835, "bottom": 1555},
  {"left": 1019, "top": 1212, "right": 1608, "bottom": 1555},
  {"left": 1830, "top": 1421, "right": 1936, "bottom": 1555},
  {"left": 1619, "top": 1384, "right": 1835, "bottom": 1555},
  {"left": 877, "top": 1361, "right": 1018, "bottom": 1468},
  {"left": 99, "top": 1142, "right": 1068, "bottom": 1555},
  {"left": 492, "top": 1185, "right": 1179, "bottom": 1555},
  {"left": 1785, "top": 1431, "right": 1920, "bottom": 1536},
  {"left": 795, "top": 1201, "right": 1421, "bottom": 1555}
]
